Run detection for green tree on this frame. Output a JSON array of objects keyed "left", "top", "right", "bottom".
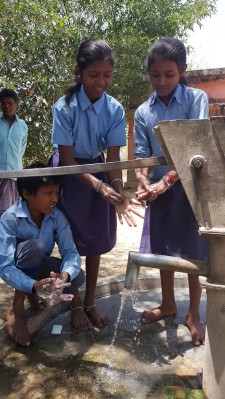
[{"left": 0, "top": 0, "right": 216, "bottom": 163}]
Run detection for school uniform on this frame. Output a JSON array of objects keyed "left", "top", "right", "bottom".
[
  {"left": 134, "top": 84, "right": 209, "bottom": 260},
  {"left": 0, "top": 200, "right": 84, "bottom": 293},
  {"left": 52, "top": 85, "right": 126, "bottom": 256}
]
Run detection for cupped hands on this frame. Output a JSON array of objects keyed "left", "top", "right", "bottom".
[{"left": 33, "top": 271, "right": 74, "bottom": 306}]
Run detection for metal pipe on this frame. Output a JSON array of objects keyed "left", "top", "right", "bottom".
[
  {"left": 0, "top": 156, "right": 166, "bottom": 179},
  {"left": 124, "top": 251, "right": 208, "bottom": 290}
]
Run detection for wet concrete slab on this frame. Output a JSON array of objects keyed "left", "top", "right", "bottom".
[
  {"left": 0, "top": 287, "right": 206, "bottom": 399},
  {"left": 0, "top": 270, "right": 190, "bottom": 360}
]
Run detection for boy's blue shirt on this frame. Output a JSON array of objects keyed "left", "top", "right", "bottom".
[
  {"left": 134, "top": 84, "right": 209, "bottom": 182},
  {"left": 0, "top": 200, "right": 81, "bottom": 293}
]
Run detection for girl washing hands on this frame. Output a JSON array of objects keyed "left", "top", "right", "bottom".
[
  {"left": 134, "top": 37, "right": 209, "bottom": 346},
  {"left": 51, "top": 39, "right": 144, "bottom": 332}
]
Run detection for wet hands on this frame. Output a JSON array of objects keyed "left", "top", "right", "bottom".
[
  {"left": 34, "top": 272, "right": 74, "bottom": 306},
  {"left": 136, "top": 177, "right": 167, "bottom": 202},
  {"left": 98, "top": 182, "right": 145, "bottom": 226},
  {"left": 99, "top": 182, "right": 124, "bottom": 205},
  {"left": 115, "top": 193, "right": 145, "bottom": 227}
]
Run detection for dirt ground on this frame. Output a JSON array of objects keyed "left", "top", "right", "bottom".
[{"left": 96, "top": 199, "right": 144, "bottom": 278}]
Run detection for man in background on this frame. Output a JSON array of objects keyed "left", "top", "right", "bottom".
[{"left": 0, "top": 88, "right": 28, "bottom": 216}]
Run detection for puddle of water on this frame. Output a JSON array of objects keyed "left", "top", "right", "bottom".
[{"left": 0, "top": 289, "right": 206, "bottom": 399}]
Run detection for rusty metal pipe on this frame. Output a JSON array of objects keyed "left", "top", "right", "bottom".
[
  {"left": 124, "top": 251, "right": 208, "bottom": 290},
  {"left": 0, "top": 157, "right": 166, "bottom": 179}
]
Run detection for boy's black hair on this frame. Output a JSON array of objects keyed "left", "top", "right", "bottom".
[
  {"left": 0, "top": 88, "right": 18, "bottom": 102},
  {"left": 17, "top": 162, "right": 62, "bottom": 199}
]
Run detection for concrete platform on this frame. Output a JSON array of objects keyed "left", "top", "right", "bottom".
[
  {"left": 0, "top": 198, "right": 207, "bottom": 398},
  {"left": 0, "top": 282, "right": 206, "bottom": 399}
]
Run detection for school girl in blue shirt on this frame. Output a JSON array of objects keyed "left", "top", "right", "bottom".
[
  {"left": 134, "top": 37, "right": 209, "bottom": 346},
  {"left": 52, "top": 39, "right": 142, "bottom": 332}
]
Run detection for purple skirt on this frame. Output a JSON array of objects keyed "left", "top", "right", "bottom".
[
  {"left": 140, "top": 181, "right": 209, "bottom": 261},
  {"left": 49, "top": 151, "right": 117, "bottom": 256}
]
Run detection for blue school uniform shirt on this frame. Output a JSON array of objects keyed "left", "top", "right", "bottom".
[
  {"left": 134, "top": 84, "right": 209, "bottom": 182},
  {"left": 0, "top": 200, "right": 81, "bottom": 293},
  {"left": 0, "top": 112, "right": 28, "bottom": 176},
  {"left": 52, "top": 85, "right": 126, "bottom": 159}
]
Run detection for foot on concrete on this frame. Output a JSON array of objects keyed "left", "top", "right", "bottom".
[
  {"left": 26, "top": 293, "right": 47, "bottom": 310},
  {"left": 140, "top": 305, "right": 177, "bottom": 324},
  {"left": 71, "top": 306, "right": 93, "bottom": 331},
  {"left": 83, "top": 304, "right": 110, "bottom": 328},
  {"left": 6, "top": 307, "right": 30, "bottom": 346},
  {"left": 186, "top": 312, "right": 205, "bottom": 346}
]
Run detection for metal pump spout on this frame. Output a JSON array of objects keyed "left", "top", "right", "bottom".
[{"left": 124, "top": 251, "right": 208, "bottom": 291}]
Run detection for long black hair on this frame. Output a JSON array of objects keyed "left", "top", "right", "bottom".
[
  {"left": 147, "top": 37, "right": 187, "bottom": 84},
  {"left": 65, "top": 39, "right": 114, "bottom": 106}
]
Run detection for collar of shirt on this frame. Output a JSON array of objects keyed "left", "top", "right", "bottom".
[
  {"left": 150, "top": 84, "right": 183, "bottom": 107},
  {"left": 0, "top": 111, "right": 19, "bottom": 122},
  {"left": 15, "top": 200, "right": 52, "bottom": 225},
  {"left": 77, "top": 85, "right": 105, "bottom": 115}
]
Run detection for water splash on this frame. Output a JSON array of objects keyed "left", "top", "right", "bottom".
[{"left": 108, "top": 288, "right": 132, "bottom": 369}]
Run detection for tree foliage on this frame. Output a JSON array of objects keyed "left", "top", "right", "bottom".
[{"left": 0, "top": 0, "right": 216, "bottom": 163}]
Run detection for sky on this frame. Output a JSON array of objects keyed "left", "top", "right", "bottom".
[{"left": 187, "top": 0, "right": 225, "bottom": 70}]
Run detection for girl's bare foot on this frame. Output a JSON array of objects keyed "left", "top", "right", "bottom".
[
  {"left": 26, "top": 293, "right": 47, "bottom": 310},
  {"left": 6, "top": 307, "right": 30, "bottom": 346},
  {"left": 140, "top": 305, "right": 177, "bottom": 324},
  {"left": 71, "top": 306, "right": 93, "bottom": 331},
  {"left": 83, "top": 304, "right": 110, "bottom": 328},
  {"left": 186, "top": 311, "right": 205, "bottom": 346}
]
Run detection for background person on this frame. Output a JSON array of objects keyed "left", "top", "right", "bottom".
[{"left": 0, "top": 88, "right": 28, "bottom": 216}]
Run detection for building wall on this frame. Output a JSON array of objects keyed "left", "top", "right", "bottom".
[{"left": 186, "top": 67, "right": 225, "bottom": 116}]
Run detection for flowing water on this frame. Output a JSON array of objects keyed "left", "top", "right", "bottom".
[{"left": 0, "top": 288, "right": 206, "bottom": 399}]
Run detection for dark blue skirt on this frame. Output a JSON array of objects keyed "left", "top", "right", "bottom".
[
  {"left": 140, "top": 181, "right": 209, "bottom": 261},
  {"left": 49, "top": 151, "right": 117, "bottom": 256}
]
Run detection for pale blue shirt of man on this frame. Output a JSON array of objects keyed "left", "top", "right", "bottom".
[
  {"left": 52, "top": 85, "right": 126, "bottom": 158},
  {"left": 134, "top": 84, "right": 209, "bottom": 182},
  {"left": 0, "top": 111, "right": 28, "bottom": 171},
  {"left": 0, "top": 200, "right": 81, "bottom": 293}
]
